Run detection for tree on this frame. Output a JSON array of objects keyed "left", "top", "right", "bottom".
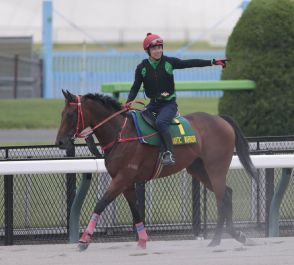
[{"left": 218, "top": 0, "right": 294, "bottom": 136}]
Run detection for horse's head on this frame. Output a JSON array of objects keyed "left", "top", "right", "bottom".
[
  {"left": 56, "top": 89, "right": 127, "bottom": 151},
  {"left": 55, "top": 90, "right": 81, "bottom": 150}
]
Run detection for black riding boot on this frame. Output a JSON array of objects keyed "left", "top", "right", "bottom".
[{"left": 159, "top": 130, "right": 175, "bottom": 165}]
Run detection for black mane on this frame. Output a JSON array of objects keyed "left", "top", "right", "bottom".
[{"left": 84, "top": 93, "right": 122, "bottom": 111}]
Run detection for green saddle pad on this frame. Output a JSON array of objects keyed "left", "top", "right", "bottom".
[{"left": 130, "top": 110, "right": 198, "bottom": 146}]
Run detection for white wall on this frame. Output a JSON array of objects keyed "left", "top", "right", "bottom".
[{"left": 0, "top": 0, "right": 246, "bottom": 45}]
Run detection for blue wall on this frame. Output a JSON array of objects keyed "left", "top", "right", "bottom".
[{"left": 52, "top": 50, "right": 225, "bottom": 98}]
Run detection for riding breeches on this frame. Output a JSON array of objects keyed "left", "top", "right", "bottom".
[{"left": 146, "top": 100, "right": 178, "bottom": 133}]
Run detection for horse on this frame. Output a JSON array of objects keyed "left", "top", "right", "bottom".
[{"left": 55, "top": 90, "right": 258, "bottom": 251}]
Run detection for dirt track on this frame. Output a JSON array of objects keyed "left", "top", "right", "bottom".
[
  {"left": 1, "top": 237, "right": 294, "bottom": 265},
  {"left": 0, "top": 129, "right": 57, "bottom": 143}
]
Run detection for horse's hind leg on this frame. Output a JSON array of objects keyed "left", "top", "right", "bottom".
[
  {"left": 208, "top": 183, "right": 247, "bottom": 246},
  {"left": 224, "top": 186, "right": 247, "bottom": 244},
  {"left": 123, "top": 185, "right": 148, "bottom": 249},
  {"left": 209, "top": 195, "right": 227, "bottom": 247},
  {"left": 187, "top": 159, "right": 224, "bottom": 246},
  {"left": 187, "top": 158, "right": 227, "bottom": 247}
]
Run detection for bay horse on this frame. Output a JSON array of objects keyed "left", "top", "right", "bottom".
[{"left": 55, "top": 90, "right": 258, "bottom": 251}]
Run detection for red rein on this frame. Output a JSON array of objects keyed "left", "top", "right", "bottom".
[{"left": 69, "top": 97, "right": 157, "bottom": 151}]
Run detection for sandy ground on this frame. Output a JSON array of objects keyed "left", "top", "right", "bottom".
[{"left": 1, "top": 237, "right": 294, "bottom": 265}]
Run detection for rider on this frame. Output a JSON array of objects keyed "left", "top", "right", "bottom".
[{"left": 126, "top": 33, "right": 229, "bottom": 166}]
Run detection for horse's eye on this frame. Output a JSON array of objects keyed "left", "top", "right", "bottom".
[{"left": 66, "top": 112, "right": 74, "bottom": 120}]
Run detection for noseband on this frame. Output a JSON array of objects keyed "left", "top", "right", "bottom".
[{"left": 69, "top": 95, "right": 85, "bottom": 138}]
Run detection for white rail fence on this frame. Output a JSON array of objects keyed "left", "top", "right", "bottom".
[{"left": 1, "top": 154, "right": 294, "bottom": 175}]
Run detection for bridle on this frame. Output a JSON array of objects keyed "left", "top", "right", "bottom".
[
  {"left": 69, "top": 95, "right": 143, "bottom": 140},
  {"left": 69, "top": 95, "right": 85, "bottom": 139}
]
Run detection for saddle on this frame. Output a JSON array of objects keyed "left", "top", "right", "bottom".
[
  {"left": 129, "top": 109, "right": 198, "bottom": 146},
  {"left": 141, "top": 109, "right": 180, "bottom": 128}
]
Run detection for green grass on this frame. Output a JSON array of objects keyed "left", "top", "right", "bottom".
[
  {"left": 0, "top": 97, "right": 219, "bottom": 129},
  {"left": 0, "top": 98, "right": 64, "bottom": 129},
  {"left": 177, "top": 97, "right": 219, "bottom": 115}
]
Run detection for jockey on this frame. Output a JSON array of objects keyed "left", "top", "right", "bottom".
[{"left": 127, "top": 33, "right": 229, "bottom": 166}]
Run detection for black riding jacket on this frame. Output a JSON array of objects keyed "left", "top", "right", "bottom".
[{"left": 127, "top": 55, "right": 212, "bottom": 102}]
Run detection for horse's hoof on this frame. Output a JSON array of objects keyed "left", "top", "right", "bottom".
[
  {"left": 237, "top": 231, "right": 247, "bottom": 244},
  {"left": 78, "top": 241, "right": 89, "bottom": 251},
  {"left": 208, "top": 239, "right": 220, "bottom": 247},
  {"left": 137, "top": 239, "right": 147, "bottom": 249},
  {"left": 244, "top": 238, "right": 257, "bottom": 246},
  {"left": 78, "top": 232, "right": 91, "bottom": 251}
]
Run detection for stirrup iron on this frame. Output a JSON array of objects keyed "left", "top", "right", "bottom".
[{"left": 161, "top": 151, "right": 175, "bottom": 165}]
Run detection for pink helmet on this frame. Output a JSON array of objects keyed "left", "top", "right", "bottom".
[{"left": 143, "top": 33, "right": 163, "bottom": 51}]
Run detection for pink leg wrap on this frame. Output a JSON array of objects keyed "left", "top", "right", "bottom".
[
  {"left": 135, "top": 222, "right": 148, "bottom": 249},
  {"left": 85, "top": 213, "right": 100, "bottom": 235},
  {"left": 79, "top": 213, "right": 100, "bottom": 248}
]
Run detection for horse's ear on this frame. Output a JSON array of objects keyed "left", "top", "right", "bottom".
[
  {"left": 66, "top": 90, "right": 76, "bottom": 102},
  {"left": 62, "top": 89, "right": 68, "bottom": 99},
  {"left": 62, "top": 89, "right": 76, "bottom": 102}
]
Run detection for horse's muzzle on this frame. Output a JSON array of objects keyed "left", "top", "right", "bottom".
[{"left": 55, "top": 136, "right": 74, "bottom": 150}]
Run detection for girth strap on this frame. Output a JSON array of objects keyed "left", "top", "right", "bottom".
[{"left": 148, "top": 153, "right": 164, "bottom": 180}]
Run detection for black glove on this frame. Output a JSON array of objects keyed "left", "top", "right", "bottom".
[{"left": 212, "top": 59, "right": 230, "bottom": 68}]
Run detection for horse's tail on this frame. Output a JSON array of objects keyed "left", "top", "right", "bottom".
[{"left": 220, "top": 114, "right": 258, "bottom": 182}]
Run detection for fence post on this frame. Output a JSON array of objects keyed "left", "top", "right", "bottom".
[
  {"left": 265, "top": 168, "right": 275, "bottom": 237},
  {"left": 39, "top": 59, "right": 44, "bottom": 97},
  {"left": 192, "top": 178, "right": 201, "bottom": 236},
  {"left": 203, "top": 187, "right": 208, "bottom": 238},
  {"left": 69, "top": 173, "right": 92, "bottom": 243},
  {"left": 66, "top": 147, "right": 76, "bottom": 237},
  {"left": 4, "top": 148, "right": 13, "bottom": 245},
  {"left": 4, "top": 175, "right": 13, "bottom": 245},
  {"left": 13, "top": 54, "right": 19, "bottom": 99},
  {"left": 268, "top": 168, "right": 292, "bottom": 237},
  {"left": 42, "top": 0, "right": 53, "bottom": 98}
]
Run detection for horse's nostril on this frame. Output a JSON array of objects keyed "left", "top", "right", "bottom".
[{"left": 55, "top": 140, "right": 63, "bottom": 147}]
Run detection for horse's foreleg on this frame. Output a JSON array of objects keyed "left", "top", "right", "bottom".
[
  {"left": 78, "top": 177, "right": 128, "bottom": 251},
  {"left": 123, "top": 185, "right": 148, "bottom": 249}
]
